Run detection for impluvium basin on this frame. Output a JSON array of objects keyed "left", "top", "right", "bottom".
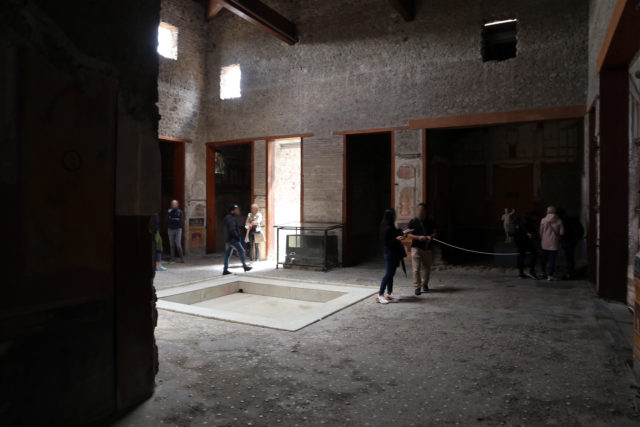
[{"left": 156, "top": 275, "right": 375, "bottom": 331}]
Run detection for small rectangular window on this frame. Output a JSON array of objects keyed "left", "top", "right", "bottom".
[
  {"left": 482, "top": 19, "right": 517, "bottom": 62},
  {"left": 220, "top": 64, "right": 242, "bottom": 100},
  {"left": 158, "top": 22, "right": 178, "bottom": 60}
]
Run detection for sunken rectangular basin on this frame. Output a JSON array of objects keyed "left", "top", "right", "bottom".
[{"left": 156, "top": 276, "right": 375, "bottom": 331}]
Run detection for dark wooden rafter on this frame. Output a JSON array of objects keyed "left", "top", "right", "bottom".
[
  {"left": 389, "top": 0, "right": 414, "bottom": 22},
  {"left": 207, "top": 0, "right": 298, "bottom": 45},
  {"left": 207, "top": 1, "right": 224, "bottom": 19}
]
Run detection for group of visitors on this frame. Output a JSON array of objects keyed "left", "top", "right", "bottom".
[
  {"left": 375, "top": 202, "right": 584, "bottom": 303},
  {"left": 154, "top": 200, "right": 265, "bottom": 274},
  {"left": 377, "top": 203, "right": 437, "bottom": 304},
  {"left": 512, "top": 206, "right": 583, "bottom": 281}
]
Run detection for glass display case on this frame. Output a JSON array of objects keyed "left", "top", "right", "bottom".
[{"left": 273, "top": 222, "right": 344, "bottom": 271}]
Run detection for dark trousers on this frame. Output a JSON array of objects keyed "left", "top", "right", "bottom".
[
  {"left": 563, "top": 241, "right": 577, "bottom": 277},
  {"left": 516, "top": 237, "right": 537, "bottom": 274},
  {"left": 224, "top": 241, "right": 248, "bottom": 271},
  {"left": 541, "top": 250, "right": 558, "bottom": 277},
  {"left": 379, "top": 252, "right": 399, "bottom": 295}
]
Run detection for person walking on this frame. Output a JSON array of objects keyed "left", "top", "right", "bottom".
[
  {"left": 167, "top": 200, "right": 185, "bottom": 263},
  {"left": 407, "top": 203, "right": 437, "bottom": 295},
  {"left": 244, "top": 204, "right": 265, "bottom": 261},
  {"left": 377, "top": 209, "right": 411, "bottom": 304},
  {"left": 513, "top": 212, "right": 539, "bottom": 279},
  {"left": 557, "top": 209, "right": 584, "bottom": 280},
  {"left": 540, "top": 206, "right": 564, "bottom": 281},
  {"left": 223, "top": 205, "right": 252, "bottom": 275}
]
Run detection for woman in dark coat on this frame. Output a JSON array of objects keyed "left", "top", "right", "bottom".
[{"left": 378, "top": 209, "right": 411, "bottom": 304}]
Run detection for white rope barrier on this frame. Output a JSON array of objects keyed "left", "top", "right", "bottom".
[{"left": 432, "top": 238, "right": 520, "bottom": 256}]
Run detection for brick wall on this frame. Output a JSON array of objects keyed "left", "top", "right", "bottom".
[{"left": 158, "top": 0, "right": 208, "bottom": 254}]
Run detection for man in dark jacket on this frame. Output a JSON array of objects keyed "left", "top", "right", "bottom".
[
  {"left": 223, "top": 205, "right": 252, "bottom": 275},
  {"left": 167, "top": 200, "right": 185, "bottom": 263},
  {"left": 513, "top": 212, "right": 539, "bottom": 279}
]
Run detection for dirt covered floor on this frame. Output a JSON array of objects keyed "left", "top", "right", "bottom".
[{"left": 116, "top": 257, "right": 639, "bottom": 426}]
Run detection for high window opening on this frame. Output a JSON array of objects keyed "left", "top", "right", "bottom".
[
  {"left": 482, "top": 19, "right": 517, "bottom": 62},
  {"left": 157, "top": 22, "right": 178, "bottom": 60},
  {"left": 220, "top": 64, "right": 242, "bottom": 100}
]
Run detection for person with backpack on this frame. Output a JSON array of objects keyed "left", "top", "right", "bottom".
[
  {"left": 377, "top": 209, "right": 412, "bottom": 304},
  {"left": 557, "top": 208, "right": 584, "bottom": 280},
  {"left": 540, "top": 206, "right": 564, "bottom": 281},
  {"left": 512, "top": 211, "right": 539, "bottom": 279}
]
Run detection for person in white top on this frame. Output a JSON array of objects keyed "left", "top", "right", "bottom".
[{"left": 245, "top": 204, "right": 265, "bottom": 261}]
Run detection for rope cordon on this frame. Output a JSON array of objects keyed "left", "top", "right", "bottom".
[{"left": 432, "top": 238, "right": 520, "bottom": 256}]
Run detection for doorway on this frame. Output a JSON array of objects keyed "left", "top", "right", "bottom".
[
  {"left": 206, "top": 142, "right": 253, "bottom": 253},
  {"left": 343, "top": 132, "right": 392, "bottom": 266},
  {"left": 426, "top": 119, "right": 582, "bottom": 265},
  {"left": 266, "top": 138, "right": 302, "bottom": 260},
  {"left": 158, "top": 137, "right": 185, "bottom": 254}
]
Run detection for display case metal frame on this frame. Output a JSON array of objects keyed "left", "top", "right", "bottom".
[{"left": 274, "top": 222, "right": 344, "bottom": 271}]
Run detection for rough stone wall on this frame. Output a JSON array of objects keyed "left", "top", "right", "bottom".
[
  {"left": 205, "top": 0, "right": 588, "bottom": 139},
  {"left": 200, "top": 0, "right": 588, "bottom": 225},
  {"left": 158, "top": 0, "right": 209, "bottom": 254}
]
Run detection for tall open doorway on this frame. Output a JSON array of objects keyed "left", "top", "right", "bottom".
[
  {"left": 206, "top": 142, "right": 253, "bottom": 253},
  {"left": 343, "top": 132, "right": 393, "bottom": 266},
  {"left": 266, "top": 138, "right": 302, "bottom": 260},
  {"left": 158, "top": 137, "right": 186, "bottom": 254}
]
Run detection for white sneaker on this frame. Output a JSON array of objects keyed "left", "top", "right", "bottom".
[
  {"left": 547, "top": 276, "right": 557, "bottom": 281},
  {"left": 376, "top": 295, "right": 389, "bottom": 304},
  {"left": 385, "top": 294, "right": 399, "bottom": 303}
]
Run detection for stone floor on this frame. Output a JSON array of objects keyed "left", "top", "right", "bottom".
[{"left": 116, "top": 256, "right": 640, "bottom": 426}]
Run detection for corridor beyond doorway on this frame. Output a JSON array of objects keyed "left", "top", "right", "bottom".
[
  {"left": 267, "top": 138, "right": 302, "bottom": 261},
  {"left": 206, "top": 143, "right": 252, "bottom": 253},
  {"left": 344, "top": 132, "right": 392, "bottom": 266}
]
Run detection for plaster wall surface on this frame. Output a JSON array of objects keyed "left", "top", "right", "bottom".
[
  {"left": 205, "top": 0, "right": 588, "bottom": 141},
  {"left": 201, "top": 0, "right": 588, "bottom": 225},
  {"left": 160, "top": 0, "right": 590, "bottom": 245},
  {"left": 158, "top": 0, "right": 210, "bottom": 254}
]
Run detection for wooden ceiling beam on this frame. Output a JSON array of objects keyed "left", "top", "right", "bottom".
[
  {"left": 208, "top": 0, "right": 298, "bottom": 45},
  {"left": 389, "top": 0, "right": 414, "bottom": 22},
  {"left": 207, "top": 0, "right": 224, "bottom": 19}
]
